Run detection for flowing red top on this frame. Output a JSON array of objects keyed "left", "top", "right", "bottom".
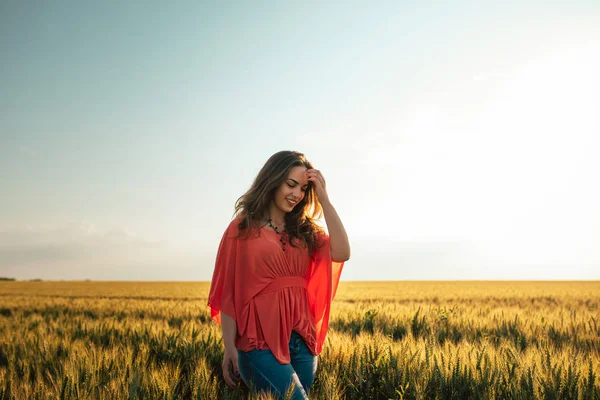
[{"left": 207, "top": 217, "right": 344, "bottom": 364}]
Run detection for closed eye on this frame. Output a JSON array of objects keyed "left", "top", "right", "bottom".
[
  {"left": 287, "top": 178, "right": 309, "bottom": 191},
  {"left": 288, "top": 183, "right": 308, "bottom": 192}
]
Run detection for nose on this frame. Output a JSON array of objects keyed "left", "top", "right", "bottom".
[{"left": 293, "top": 186, "right": 303, "bottom": 200}]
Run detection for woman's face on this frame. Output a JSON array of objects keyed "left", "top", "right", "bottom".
[{"left": 273, "top": 166, "right": 309, "bottom": 214}]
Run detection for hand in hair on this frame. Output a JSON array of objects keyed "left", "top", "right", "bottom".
[{"left": 305, "top": 169, "right": 329, "bottom": 205}]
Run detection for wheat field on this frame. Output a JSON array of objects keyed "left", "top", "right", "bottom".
[{"left": 0, "top": 281, "right": 598, "bottom": 399}]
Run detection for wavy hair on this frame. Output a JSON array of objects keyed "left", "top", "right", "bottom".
[{"left": 234, "top": 150, "right": 324, "bottom": 255}]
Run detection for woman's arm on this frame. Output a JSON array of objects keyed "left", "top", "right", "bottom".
[
  {"left": 220, "top": 311, "right": 240, "bottom": 387},
  {"left": 221, "top": 311, "right": 237, "bottom": 349},
  {"left": 321, "top": 200, "right": 351, "bottom": 262},
  {"left": 305, "top": 168, "right": 351, "bottom": 262}
]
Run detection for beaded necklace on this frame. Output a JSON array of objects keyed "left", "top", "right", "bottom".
[{"left": 266, "top": 217, "right": 287, "bottom": 252}]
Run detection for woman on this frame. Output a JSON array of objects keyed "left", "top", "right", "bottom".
[{"left": 208, "top": 150, "right": 350, "bottom": 399}]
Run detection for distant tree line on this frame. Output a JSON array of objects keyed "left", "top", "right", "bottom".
[{"left": 0, "top": 278, "right": 45, "bottom": 281}]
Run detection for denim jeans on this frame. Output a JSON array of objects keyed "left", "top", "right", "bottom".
[{"left": 237, "top": 331, "right": 318, "bottom": 399}]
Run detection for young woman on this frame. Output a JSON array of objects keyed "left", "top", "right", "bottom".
[{"left": 208, "top": 150, "right": 350, "bottom": 399}]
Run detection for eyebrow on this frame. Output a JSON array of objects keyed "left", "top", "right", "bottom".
[{"left": 287, "top": 179, "right": 309, "bottom": 187}]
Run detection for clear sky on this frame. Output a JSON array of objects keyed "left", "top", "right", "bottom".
[{"left": 1, "top": 1, "right": 599, "bottom": 281}]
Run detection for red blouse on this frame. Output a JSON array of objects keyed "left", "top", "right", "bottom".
[{"left": 207, "top": 217, "right": 344, "bottom": 364}]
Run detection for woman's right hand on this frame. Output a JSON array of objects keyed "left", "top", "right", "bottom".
[{"left": 222, "top": 346, "right": 240, "bottom": 388}]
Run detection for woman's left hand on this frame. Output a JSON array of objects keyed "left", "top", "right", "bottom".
[{"left": 305, "top": 169, "right": 330, "bottom": 205}]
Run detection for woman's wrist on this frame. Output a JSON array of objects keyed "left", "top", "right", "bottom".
[
  {"left": 224, "top": 342, "right": 236, "bottom": 351},
  {"left": 320, "top": 197, "right": 332, "bottom": 209}
]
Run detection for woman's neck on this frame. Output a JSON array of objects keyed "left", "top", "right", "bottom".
[{"left": 267, "top": 203, "right": 285, "bottom": 228}]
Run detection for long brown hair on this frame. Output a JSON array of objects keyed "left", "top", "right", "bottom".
[{"left": 234, "top": 150, "right": 324, "bottom": 255}]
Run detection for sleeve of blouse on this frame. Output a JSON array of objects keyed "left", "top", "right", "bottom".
[
  {"left": 307, "top": 231, "right": 345, "bottom": 353},
  {"left": 323, "top": 233, "right": 344, "bottom": 300},
  {"left": 207, "top": 220, "right": 238, "bottom": 325}
]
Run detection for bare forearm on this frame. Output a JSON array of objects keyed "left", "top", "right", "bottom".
[
  {"left": 321, "top": 200, "right": 351, "bottom": 262},
  {"left": 220, "top": 311, "right": 237, "bottom": 349}
]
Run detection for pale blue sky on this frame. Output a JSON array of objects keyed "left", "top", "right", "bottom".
[{"left": 1, "top": 1, "right": 599, "bottom": 280}]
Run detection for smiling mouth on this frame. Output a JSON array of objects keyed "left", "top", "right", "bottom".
[{"left": 286, "top": 198, "right": 297, "bottom": 206}]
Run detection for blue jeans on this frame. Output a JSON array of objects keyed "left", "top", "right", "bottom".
[{"left": 237, "top": 331, "right": 318, "bottom": 399}]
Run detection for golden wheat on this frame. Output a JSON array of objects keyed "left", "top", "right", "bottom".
[{"left": 0, "top": 281, "right": 598, "bottom": 399}]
